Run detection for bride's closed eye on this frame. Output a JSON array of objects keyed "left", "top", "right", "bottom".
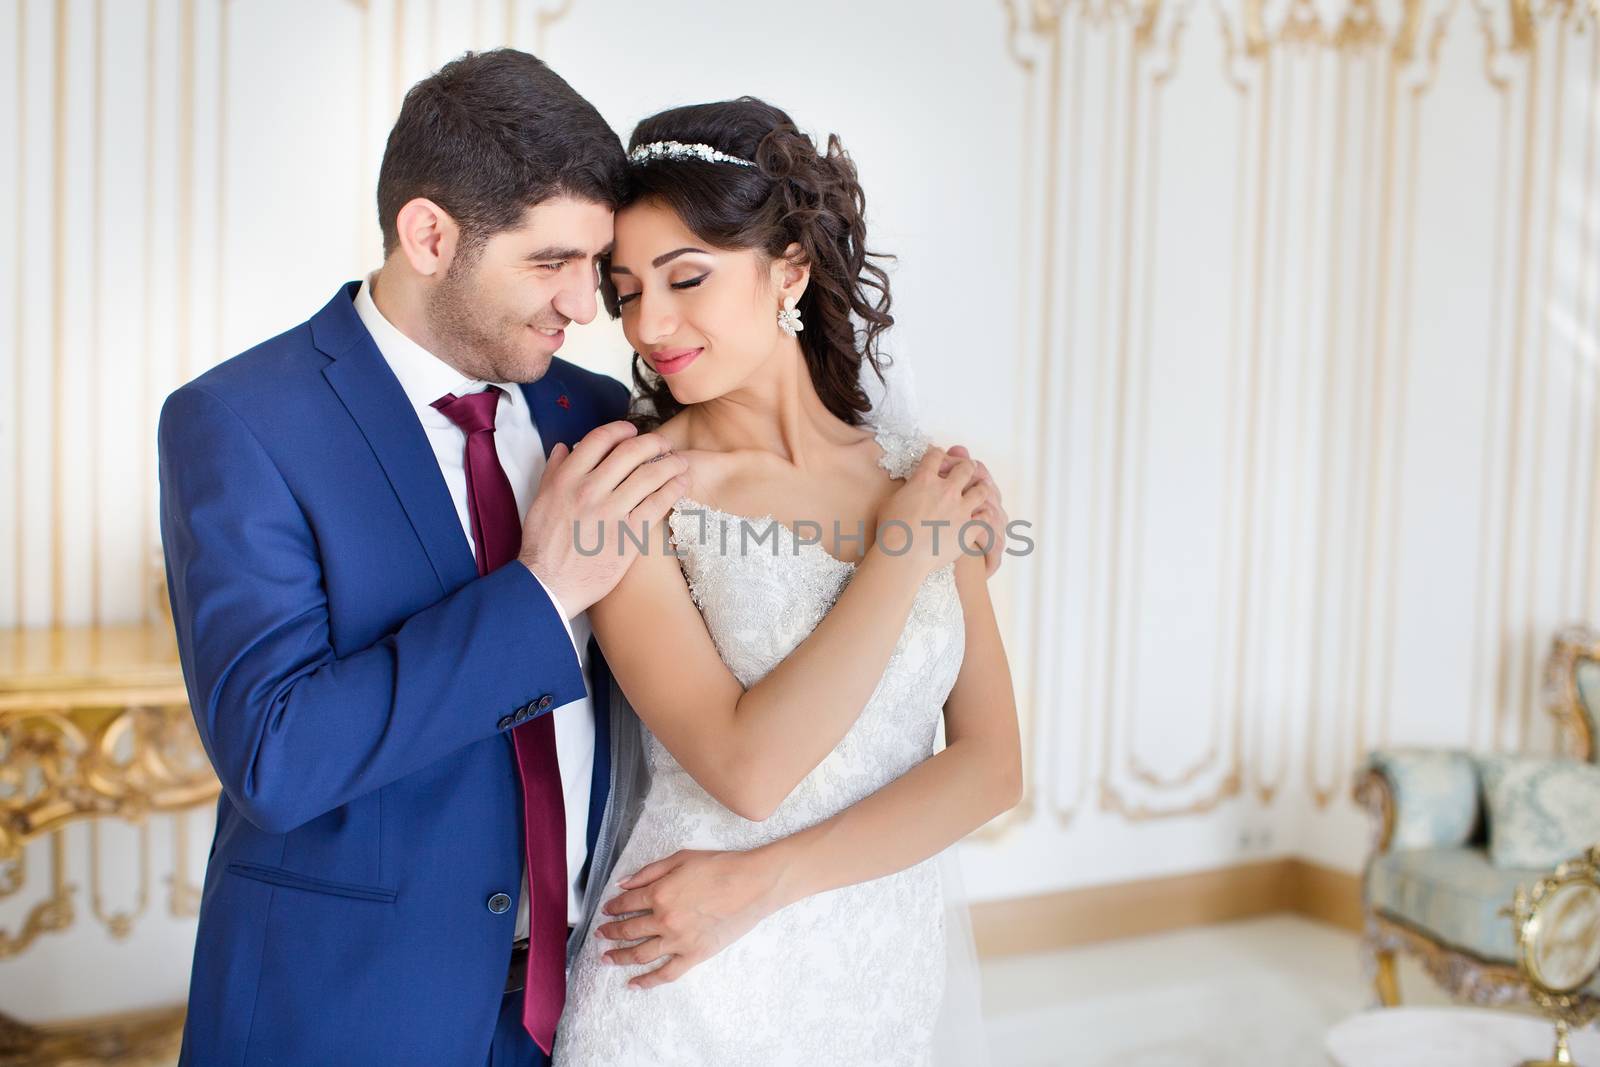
[{"left": 615, "top": 273, "right": 710, "bottom": 307}]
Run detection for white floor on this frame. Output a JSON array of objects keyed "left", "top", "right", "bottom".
[{"left": 977, "top": 913, "right": 1530, "bottom": 1066}]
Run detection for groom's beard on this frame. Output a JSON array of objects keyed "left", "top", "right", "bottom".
[{"left": 425, "top": 257, "right": 558, "bottom": 384}]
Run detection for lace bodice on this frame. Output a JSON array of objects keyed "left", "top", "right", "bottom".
[{"left": 554, "top": 422, "right": 967, "bottom": 1066}]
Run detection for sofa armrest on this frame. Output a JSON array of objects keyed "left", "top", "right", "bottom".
[
  {"left": 1544, "top": 625, "right": 1600, "bottom": 763},
  {"left": 1356, "top": 749, "right": 1481, "bottom": 856}
]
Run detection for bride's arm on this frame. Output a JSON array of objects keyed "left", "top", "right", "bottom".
[
  {"left": 588, "top": 447, "right": 986, "bottom": 822},
  {"left": 593, "top": 548, "right": 1021, "bottom": 987}
]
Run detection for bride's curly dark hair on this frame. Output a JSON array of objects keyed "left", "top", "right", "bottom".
[{"left": 599, "top": 97, "right": 895, "bottom": 431}]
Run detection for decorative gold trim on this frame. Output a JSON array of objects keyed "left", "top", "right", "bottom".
[
  {"left": 89, "top": 817, "right": 151, "bottom": 939},
  {"left": 139, "top": 0, "right": 157, "bottom": 626},
  {"left": 1122, "top": 0, "right": 1230, "bottom": 800},
  {"left": 0, "top": 1003, "right": 184, "bottom": 1065},
  {"left": 1505, "top": 846, "right": 1600, "bottom": 1000},
  {"left": 1352, "top": 764, "right": 1396, "bottom": 854},
  {"left": 50, "top": 0, "right": 67, "bottom": 626},
  {"left": 984, "top": 0, "right": 1067, "bottom": 837},
  {"left": 392, "top": 0, "right": 406, "bottom": 115},
  {"left": 1094, "top": 0, "right": 1248, "bottom": 819},
  {"left": 12, "top": 0, "right": 26, "bottom": 630},
  {"left": 176, "top": 0, "right": 194, "bottom": 383},
  {"left": 213, "top": 0, "right": 231, "bottom": 377},
  {"left": 90, "top": 0, "right": 104, "bottom": 626},
  {"left": 0, "top": 832, "right": 73, "bottom": 960},
  {"left": 1517, "top": 24, "right": 1570, "bottom": 750},
  {"left": 1307, "top": 51, "right": 1352, "bottom": 808},
  {"left": 357, "top": 0, "right": 373, "bottom": 263},
  {"left": 1369, "top": 4, "right": 1445, "bottom": 756},
  {"left": 1251, "top": 48, "right": 1298, "bottom": 806},
  {"left": 1543, "top": 625, "right": 1600, "bottom": 761},
  {"left": 0, "top": 704, "right": 217, "bottom": 860},
  {"left": 1021, "top": 8, "right": 1066, "bottom": 827},
  {"left": 1350, "top": 50, "right": 1400, "bottom": 765},
  {"left": 1363, "top": 910, "right": 1537, "bottom": 1008},
  {"left": 1492, "top": 25, "right": 1542, "bottom": 754},
  {"left": 168, "top": 810, "right": 201, "bottom": 918},
  {"left": 1562, "top": 31, "right": 1600, "bottom": 618},
  {"left": 0, "top": 848, "right": 22, "bottom": 898}
]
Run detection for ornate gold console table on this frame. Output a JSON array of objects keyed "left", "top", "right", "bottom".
[{"left": 0, "top": 623, "right": 217, "bottom": 1066}]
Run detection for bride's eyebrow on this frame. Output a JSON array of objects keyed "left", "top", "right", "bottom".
[
  {"left": 607, "top": 247, "right": 712, "bottom": 277},
  {"left": 650, "top": 246, "right": 709, "bottom": 268}
]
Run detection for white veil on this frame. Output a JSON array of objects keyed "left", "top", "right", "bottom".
[{"left": 863, "top": 354, "right": 993, "bottom": 1066}]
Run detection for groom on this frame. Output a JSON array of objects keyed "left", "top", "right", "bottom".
[{"left": 160, "top": 48, "right": 1007, "bottom": 1067}]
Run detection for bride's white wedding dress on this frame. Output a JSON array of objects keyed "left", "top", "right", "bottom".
[{"left": 553, "top": 423, "right": 967, "bottom": 1066}]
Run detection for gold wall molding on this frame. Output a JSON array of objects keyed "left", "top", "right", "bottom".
[
  {"left": 999, "top": 0, "right": 1600, "bottom": 831},
  {"left": 11, "top": 0, "right": 586, "bottom": 632}
]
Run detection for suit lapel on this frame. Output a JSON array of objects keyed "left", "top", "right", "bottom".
[
  {"left": 522, "top": 367, "right": 619, "bottom": 848},
  {"left": 315, "top": 283, "right": 479, "bottom": 595},
  {"left": 519, "top": 368, "right": 582, "bottom": 459}
]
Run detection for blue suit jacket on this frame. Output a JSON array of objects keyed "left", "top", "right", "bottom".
[{"left": 158, "top": 282, "right": 626, "bottom": 1066}]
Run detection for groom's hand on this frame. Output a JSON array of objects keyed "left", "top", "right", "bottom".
[{"left": 519, "top": 420, "right": 690, "bottom": 616}]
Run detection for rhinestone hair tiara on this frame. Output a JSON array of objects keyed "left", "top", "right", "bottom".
[{"left": 627, "top": 140, "right": 756, "bottom": 168}]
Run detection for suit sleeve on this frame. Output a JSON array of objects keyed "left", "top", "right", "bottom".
[{"left": 157, "top": 383, "right": 587, "bottom": 835}]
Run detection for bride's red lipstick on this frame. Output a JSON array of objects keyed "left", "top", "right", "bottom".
[{"left": 648, "top": 347, "right": 702, "bottom": 375}]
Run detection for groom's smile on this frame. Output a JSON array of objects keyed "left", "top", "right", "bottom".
[{"left": 422, "top": 194, "right": 615, "bottom": 383}]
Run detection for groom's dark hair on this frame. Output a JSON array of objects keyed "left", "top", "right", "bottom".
[{"left": 377, "top": 48, "right": 625, "bottom": 258}]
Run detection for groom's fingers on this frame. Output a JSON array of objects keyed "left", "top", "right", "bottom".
[
  {"left": 616, "top": 479, "right": 689, "bottom": 565},
  {"left": 588, "top": 434, "right": 676, "bottom": 499},
  {"left": 544, "top": 440, "right": 570, "bottom": 477},
  {"left": 613, "top": 451, "right": 689, "bottom": 518},
  {"left": 562, "top": 420, "right": 640, "bottom": 476}
]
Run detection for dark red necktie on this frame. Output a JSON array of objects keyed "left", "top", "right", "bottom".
[{"left": 431, "top": 386, "right": 567, "bottom": 1054}]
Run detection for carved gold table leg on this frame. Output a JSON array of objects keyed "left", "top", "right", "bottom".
[{"left": 1374, "top": 947, "right": 1402, "bottom": 1007}]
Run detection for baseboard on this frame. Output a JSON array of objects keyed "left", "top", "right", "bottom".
[{"left": 971, "top": 857, "right": 1362, "bottom": 958}]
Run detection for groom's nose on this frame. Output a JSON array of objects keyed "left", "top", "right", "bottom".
[{"left": 552, "top": 274, "right": 598, "bottom": 326}]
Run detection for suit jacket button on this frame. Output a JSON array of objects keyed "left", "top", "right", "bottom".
[
  {"left": 537, "top": 694, "right": 553, "bottom": 710},
  {"left": 487, "top": 893, "right": 512, "bottom": 914},
  {"left": 513, "top": 708, "right": 530, "bottom": 724},
  {"left": 496, "top": 715, "right": 514, "bottom": 731}
]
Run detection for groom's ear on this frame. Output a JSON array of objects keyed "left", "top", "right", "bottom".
[{"left": 392, "top": 196, "right": 462, "bottom": 278}]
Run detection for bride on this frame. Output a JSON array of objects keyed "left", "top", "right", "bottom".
[{"left": 553, "top": 97, "right": 1022, "bottom": 1065}]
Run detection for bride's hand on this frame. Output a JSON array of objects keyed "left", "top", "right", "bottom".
[
  {"left": 593, "top": 848, "right": 788, "bottom": 989},
  {"left": 872, "top": 447, "right": 989, "bottom": 577},
  {"left": 944, "top": 444, "right": 1008, "bottom": 577}
]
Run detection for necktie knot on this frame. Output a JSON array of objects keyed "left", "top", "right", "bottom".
[{"left": 431, "top": 386, "right": 502, "bottom": 436}]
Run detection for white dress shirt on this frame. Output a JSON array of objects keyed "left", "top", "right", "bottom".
[{"left": 354, "top": 275, "right": 596, "bottom": 931}]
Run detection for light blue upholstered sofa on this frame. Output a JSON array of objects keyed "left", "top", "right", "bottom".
[{"left": 1354, "top": 626, "right": 1600, "bottom": 1007}]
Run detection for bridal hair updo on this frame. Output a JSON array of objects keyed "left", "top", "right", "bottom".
[{"left": 600, "top": 97, "right": 896, "bottom": 431}]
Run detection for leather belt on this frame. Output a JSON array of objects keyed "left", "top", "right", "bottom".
[
  {"left": 505, "top": 938, "right": 531, "bottom": 994},
  {"left": 504, "top": 929, "right": 573, "bottom": 994}
]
